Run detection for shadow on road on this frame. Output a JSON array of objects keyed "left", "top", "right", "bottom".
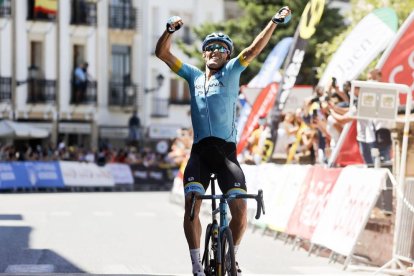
[{"left": 0, "top": 214, "right": 84, "bottom": 273}]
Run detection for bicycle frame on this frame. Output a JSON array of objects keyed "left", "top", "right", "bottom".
[{"left": 189, "top": 174, "right": 265, "bottom": 275}]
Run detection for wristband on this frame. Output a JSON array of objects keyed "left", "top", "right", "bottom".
[
  {"left": 272, "top": 7, "right": 291, "bottom": 25},
  {"left": 166, "top": 16, "right": 182, "bottom": 33}
]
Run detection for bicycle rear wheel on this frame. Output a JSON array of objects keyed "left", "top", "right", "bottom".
[{"left": 220, "top": 228, "right": 236, "bottom": 275}]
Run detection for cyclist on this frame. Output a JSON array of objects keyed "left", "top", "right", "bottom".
[{"left": 155, "top": 7, "right": 291, "bottom": 275}]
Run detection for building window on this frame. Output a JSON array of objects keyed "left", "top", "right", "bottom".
[
  {"left": 71, "top": 0, "right": 97, "bottom": 26},
  {"left": 170, "top": 79, "right": 190, "bottom": 105},
  {"left": 109, "top": 45, "right": 135, "bottom": 106},
  {"left": 109, "top": 0, "right": 136, "bottom": 30},
  {"left": 0, "top": 0, "right": 11, "bottom": 18}
]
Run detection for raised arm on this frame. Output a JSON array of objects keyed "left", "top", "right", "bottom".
[
  {"left": 240, "top": 6, "right": 291, "bottom": 64},
  {"left": 155, "top": 16, "right": 183, "bottom": 72}
]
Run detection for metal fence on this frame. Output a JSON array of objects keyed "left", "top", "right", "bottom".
[
  {"left": 0, "top": 0, "right": 11, "bottom": 18},
  {"left": 151, "top": 97, "right": 169, "bottom": 117},
  {"left": 108, "top": 82, "right": 136, "bottom": 107},
  {"left": 27, "top": 79, "right": 56, "bottom": 104},
  {"left": 71, "top": 80, "right": 97, "bottom": 105},
  {"left": 0, "top": 77, "right": 11, "bottom": 102},
  {"left": 108, "top": 5, "right": 136, "bottom": 30},
  {"left": 71, "top": 0, "right": 97, "bottom": 26},
  {"left": 395, "top": 178, "right": 414, "bottom": 261}
]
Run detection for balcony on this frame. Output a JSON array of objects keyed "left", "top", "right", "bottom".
[
  {"left": 0, "top": 0, "right": 11, "bottom": 18},
  {"left": 108, "top": 82, "right": 137, "bottom": 107},
  {"left": 71, "top": 0, "right": 97, "bottom": 26},
  {"left": 27, "top": 79, "right": 56, "bottom": 104},
  {"left": 71, "top": 80, "right": 97, "bottom": 105},
  {"left": 151, "top": 97, "right": 169, "bottom": 118},
  {"left": 108, "top": 5, "right": 136, "bottom": 30},
  {"left": 0, "top": 77, "right": 11, "bottom": 102}
]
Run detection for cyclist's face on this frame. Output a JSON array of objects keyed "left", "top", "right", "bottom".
[{"left": 203, "top": 42, "right": 230, "bottom": 70}]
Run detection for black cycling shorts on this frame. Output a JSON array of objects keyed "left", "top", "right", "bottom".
[{"left": 183, "top": 137, "right": 247, "bottom": 196}]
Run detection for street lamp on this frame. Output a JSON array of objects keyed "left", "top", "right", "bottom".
[{"left": 144, "top": 73, "right": 164, "bottom": 94}]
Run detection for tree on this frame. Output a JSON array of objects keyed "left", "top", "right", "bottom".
[
  {"left": 177, "top": 0, "right": 346, "bottom": 86},
  {"left": 315, "top": 0, "right": 414, "bottom": 81}
]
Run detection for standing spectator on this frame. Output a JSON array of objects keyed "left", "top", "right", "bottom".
[
  {"left": 128, "top": 109, "right": 141, "bottom": 147},
  {"left": 273, "top": 112, "right": 298, "bottom": 156},
  {"left": 329, "top": 86, "right": 376, "bottom": 164},
  {"left": 368, "top": 69, "right": 393, "bottom": 162},
  {"left": 73, "top": 62, "right": 88, "bottom": 103}
]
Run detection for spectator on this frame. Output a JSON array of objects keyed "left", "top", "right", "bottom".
[
  {"left": 245, "top": 116, "right": 272, "bottom": 164},
  {"left": 273, "top": 112, "right": 298, "bottom": 156},
  {"left": 128, "top": 110, "right": 141, "bottom": 146},
  {"left": 368, "top": 69, "right": 393, "bottom": 162},
  {"left": 329, "top": 86, "right": 377, "bottom": 164},
  {"left": 73, "top": 62, "right": 89, "bottom": 103}
]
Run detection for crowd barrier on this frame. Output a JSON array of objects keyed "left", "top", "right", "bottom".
[
  {"left": 170, "top": 163, "right": 390, "bottom": 268},
  {"left": 0, "top": 161, "right": 177, "bottom": 191}
]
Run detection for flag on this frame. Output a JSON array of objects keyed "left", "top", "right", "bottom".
[
  {"left": 237, "top": 82, "right": 278, "bottom": 154},
  {"left": 35, "top": 0, "right": 57, "bottom": 15},
  {"left": 334, "top": 120, "right": 364, "bottom": 166},
  {"left": 236, "top": 94, "right": 252, "bottom": 142},
  {"left": 319, "top": 8, "right": 398, "bottom": 88},
  {"left": 377, "top": 11, "right": 414, "bottom": 105},
  {"left": 269, "top": 0, "right": 325, "bottom": 154},
  {"left": 247, "top": 37, "right": 293, "bottom": 88}
]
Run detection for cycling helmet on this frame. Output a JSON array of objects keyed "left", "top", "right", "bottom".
[{"left": 202, "top": 32, "right": 233, "bottom": 54}]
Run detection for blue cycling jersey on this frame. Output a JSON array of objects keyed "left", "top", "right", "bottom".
[{"left": 173, "top": 55, "right": 249, "bottom": 144}]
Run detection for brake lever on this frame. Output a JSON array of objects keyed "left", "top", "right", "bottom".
[
  {"left": 259, "top": 189, "right": 266, "bottom": 215},
  {"left": 255, "top": 189, "right": 265, "bottom": 219}
]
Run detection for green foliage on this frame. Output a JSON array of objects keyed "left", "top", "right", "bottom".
[
  {"left": 315, "top": 0, "right": 414, "bottom": 81},
  {"left": 177, "top": 0, "right": 346, "bottom": 85}
]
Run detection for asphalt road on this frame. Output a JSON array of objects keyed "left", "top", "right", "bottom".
[{"left": 0, "top": 191, "right": 383, "bottom": 275}]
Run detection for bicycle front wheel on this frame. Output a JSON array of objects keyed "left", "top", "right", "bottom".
[
  {"left": 220, "top": 228, "right": 236, "bottom": 275},
  {"left": 203, "top": 223, "right": 215, "bottom": 276}
]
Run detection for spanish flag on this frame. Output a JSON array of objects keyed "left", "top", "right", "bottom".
[{"left": 34, "top": 0, "right": 57, "bottom": 15}]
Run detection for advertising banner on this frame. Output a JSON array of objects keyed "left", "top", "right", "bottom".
[
  {"left": 247, "top": 37, "right": 293, "bottom": 88},
  {"left": 273, "top": 0, "right": 325, "bottom": 112},
  {"left": 286, "top": 166, "right": 342, "bottom": 240},
  {"left": 311, "top": 167, "right": 386, "bottom": 257},
  {"left": 0, "top": 162, "right": 31, "bottom": 189},
  {"left": 237, "top": 82, "right": 278, "bottom": 154},
  {"left": 266, "top": 164, "right": 311, "bottom": 232},
  {"left": 59, "top": 161, "right": 115, "bottom": 187},
  {"left": 130, "top": 164, "right": 173, "bottom": 189},
  {"left": 319, "top": 8, "right": 398, "bottom": 88},
  {"left": 377, "top": 11, "right": 414, "bottom": 105},
  {"left": 251, "top": 163, "right": 285, "bottom": 225},
  {"left": 270, "top": 0, "right": 325, "bottom": 152},
  {"left": 335, "top": 120, "right": 364, "bottom": 166},
  {"left": 24, "top": 161, "right": 64, "bottom": 188},
  {"left": 105, "top": 163, "right": 134, "bottom": 185}
]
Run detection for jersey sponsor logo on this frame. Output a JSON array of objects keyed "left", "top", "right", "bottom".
[
  {"left": 194, "top": 80, "right": 225, "bottom": 90},
  {"left": 188, "top": 177, "right": 194, "bottom": 181}
]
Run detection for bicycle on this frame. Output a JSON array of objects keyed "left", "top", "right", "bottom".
[{"left": 189, "top": 173, "right": 265, "bottom": 275}]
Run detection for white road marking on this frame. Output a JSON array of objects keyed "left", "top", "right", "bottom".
[
  {"left": 134, "top": 211, "right": 156, "bottom": 217},
  {"left": 5, "top": 264, "right": 55, "bottom": 273},
  {"left": 0, "top": 220, "right": 28, "bottom": 226},
  {"left": 49, "top": 211, "right": 72, "bottom": 217},
  {"left": 92, "top": 211, "right": 113, "bottom": 217}
]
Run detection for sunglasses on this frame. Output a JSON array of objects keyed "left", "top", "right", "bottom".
[{"left": 204, "top": 44, "right": 229, "bottom": 53}]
